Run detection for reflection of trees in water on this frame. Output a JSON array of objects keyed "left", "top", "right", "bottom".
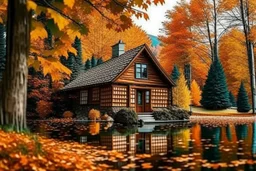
[
  {"left": 226, "top": 125, "right": 232, "bottom": 142},
  {"left": 235, "top": 124, "right": 248, "bottom": 160},
  {"left": 252, "top": 123, "right": 256, "bottom": 158},
  {"left": 235, "top": 125, "right": 248, "bottom": 140},
  {"left": 170, "top": 128, "right": 190, "bottom": 156},
  {"left": 201, "top": 126, "right": 221, "bottom": 163}
]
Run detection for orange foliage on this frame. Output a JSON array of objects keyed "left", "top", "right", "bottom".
[
  {"left": 0, "top": 129, "right": 125, "bottom": 170},
  {"left": 36, "top": 100, "right": 53, "bottom": 118},
  {"left": 191, "top": 80, "right": 202, "bottom": 106},
  {"left": 159, "top": 2, "right": 210, "bottom": 85},
  {"left": 82, "top": 12, "right": 151, "bottom": 62},
  {"left": 219, "top": 29, "right": 250, "bottom": 96},
  {"left": 89, "top": 122, "right": 100, "bottom": 135},
  {"left": 88, "top": 109, "right": 101, "bottom": 120},
  {"left": 63, "top": 111, "right": 74, "bottom": 118},
  {"left": 26, "top": 0, "right": 164, "bottom": 80}
]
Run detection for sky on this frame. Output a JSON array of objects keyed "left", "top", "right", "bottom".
[{"left": 132, "top": 1, "right": 178, "bottom": 36}]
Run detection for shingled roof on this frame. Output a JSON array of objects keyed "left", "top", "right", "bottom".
[{"left": 62, "top": 44, "right": 145, "bottom": 91}]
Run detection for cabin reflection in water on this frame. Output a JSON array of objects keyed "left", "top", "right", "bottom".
[{"left": 77, "top": 124, "right": 191, "bottom": 155}]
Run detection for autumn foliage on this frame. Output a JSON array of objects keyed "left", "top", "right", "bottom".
[
  {"left": 173, "top": 73, "right": 191, "bottom": 110},
  {"left": 89, "top": 122, "right": 100, "bottom": 136},
  {"left": 0, "top": 129, "right": 125, "bottom": 170},
  {"left": 63, "top": 111, "right": 74, "bottom": 118},
  {"left": 191, "top": 80, "right": 202, "bottom": 106},
  {"left": 88, "top": 109, "right": 101, "bottom": 121}
]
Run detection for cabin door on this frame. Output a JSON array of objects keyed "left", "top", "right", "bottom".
[{"left": 136, "top": 90, "right": 151, "bottom": 113}]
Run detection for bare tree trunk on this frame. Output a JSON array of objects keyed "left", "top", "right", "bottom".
[
  {"left": 0, "top": 0, "right": 30, "bottom": 131},
  {"left": 239, "top": 0, "right": 256, "bottom": 113}
]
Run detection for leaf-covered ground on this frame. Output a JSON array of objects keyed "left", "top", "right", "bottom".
[{"left": 0, "top": 129, "right": 124, "bottom": 171}]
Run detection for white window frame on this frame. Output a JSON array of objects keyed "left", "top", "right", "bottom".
[{"left": 80, "top": 90, "right": 88, "bottom": 105}]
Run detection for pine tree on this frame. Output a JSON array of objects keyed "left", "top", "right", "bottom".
[
  {"left": 97, "top": 57, "right": 103, "bottom": 65},
  {"left": 0, "top": 23, "right": 6, "bottom": 81},
  {"left": 237, "top": 82, "right": 251, "bottom": 112},
  {"left": 91, "top": 55, "right": 97, "bottom": 68},
  {"left": 70, "top": 37, "right": 83, "bottom": 81},
  {"left": 200, "top": 57, "right": 231, "bottom": 110},
  {"left": 229, "top": 91, "right": 237, "bottom": 107},
  {"left": 191, "top": 80, "right": 201, "bottom": 106},
  {"left": 171, "top": 65, "right": 180, "bottom": 83},
  {"left": 173, "top": 73, "right": 191, "bottom": 110},
  {"left": 85, "top": 59, "right": 91, "bottom": 71}
]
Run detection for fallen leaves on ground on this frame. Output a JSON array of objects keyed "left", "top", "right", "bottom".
[{"left": 0, "top": 130, "right": 122, "bottom": 170}]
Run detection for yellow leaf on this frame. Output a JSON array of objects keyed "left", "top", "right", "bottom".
[
  {"left": 28, "top": 56, "right": 40, "bottom": 71},
  {"left": 31, "top": 21, "right": 48, "bottom": 40},
  {"left": 47, "top": 8, "right": 69, "bottom": 30},
  {"left": 64, "top": 0, "right": 75, "bottom": 8},
  {"left": 27, "top": 0, "right": 37, "bottom": 11}
]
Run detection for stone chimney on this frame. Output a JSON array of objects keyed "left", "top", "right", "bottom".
[{"left": 112, "top": 40, "right": 125, "bottom": 58}]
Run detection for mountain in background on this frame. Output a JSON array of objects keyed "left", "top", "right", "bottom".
[{"left": 148, "top": 34, "right": 161, "bottom": 47}]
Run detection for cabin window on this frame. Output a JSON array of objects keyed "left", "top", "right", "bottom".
[
  {"left": 80, "top": 90, "right": 88, "bottom": 105},
  {"left": 135, "top": 63, "right": 147, "bottom": 79},
  {"left": 92, "top": 88, "right": 100, "bottom": 102}
]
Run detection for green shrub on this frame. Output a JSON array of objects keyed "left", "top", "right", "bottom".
[{"left": 114, "top": 109, "right": 138, "bottom": 125}]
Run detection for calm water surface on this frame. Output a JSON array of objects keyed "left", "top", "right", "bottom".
[{"left": 28, "top": 121, "right": 256, "bottom": 170}]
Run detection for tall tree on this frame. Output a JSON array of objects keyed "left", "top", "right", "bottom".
[
  {"left": 200, "top": 57, "right": 231, "bottom": 110},
  {"left": 173, "top": 73, "right": 191, "bottom": 110},
  {"left": 159, "top": 2, "right": 211, "bottom": 85},
  {"left": 81, "top": 12, "right": 152, "bottom": 62},
  {"left": 237, "top": 82, "right": 251, "bottom": 112},
  {"left": 0, "top": 23, "right": 5, "bottom": 81},
  {"left": 0, "top": 0, "right": 30, "bottom": 131},
  {"left": 191, "top": 80, "right": 202, "bottom": 106},
  {"left": 0, "top": 0, "right": 164, "bottom": 131},
  {"left": 219, "top": 29, "right": 250, "bottom": 95},
  {"left": 171, "top": 65, "right": 180, "bottom": 83}
]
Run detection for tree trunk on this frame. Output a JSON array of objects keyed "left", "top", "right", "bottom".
[
  {"left": 0, "top": 0, "right": 30, "bottom": 131},
  {"left": 239, "top": 0, "right": 256, "bottom": 113}
]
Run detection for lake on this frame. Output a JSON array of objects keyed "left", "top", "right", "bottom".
[{"left": 28, "top": 120, "right": 256, "bottom": 170}]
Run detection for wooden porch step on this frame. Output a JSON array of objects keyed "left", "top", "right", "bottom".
[{"left": 138, "top": 113, "right": 156, "bottom": 122}]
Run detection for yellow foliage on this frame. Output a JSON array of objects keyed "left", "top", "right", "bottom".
[
  {"left": 47, "top": 8, "right": 70, "bottom": 30},
  {"left": 30, "top": 21, "right": 48, "bottom": 40},
  {"left": 63, "top": 111, "right": 74, "bottom": 118},
  {"left": 38, "top": 56, "right": 71, "bottom": 81},
  {"left": 219, "top": 29, "right": 250, "bottom": 96},
  {"left": 88, "top": 109, "right": 101, "bottom": 120},
  {"left": 191, "top": 80, "right": 201, "bottom": 106},
  {"left": 27, "top": 0, "right": 37, "bottom": 11},
  {"left": 81, "top": 12, "right": 151, "bottom": 62},
  {"left": 89, "top": 122, "right": 100, "bottom": 135},
  {"left": 173, "top": 73, "right": 191, "bottom": 110},
  {"left": 64, "top": 0, "right": 75, "bottom": 8}
]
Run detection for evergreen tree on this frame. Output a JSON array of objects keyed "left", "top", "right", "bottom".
[
  {"left": 85, "top": 59, "right": 91, "bottom": 70},
  {"left": 229, "top": 91, "right": 237, "bottom": 107},
  {"left": 91, "top": 55, "right": 97, "bottom": 67},
  {"left": 173, "top": 73, "right": 191, "bottom": 110},
  {"left": 237, "top": 82, "right": 251, "bottom": 112},
  {"left": 0, "top": 23, "right": 6, "bottom": 81},
  {"left": 171, "top": 65, "right": 180, "bottom": 83},
  {"left": 70, "top": 37, "right": 83, "bottom": 81},
  {"left": 97, "top": 57, "right": 103, "bottom": 65},
  {"left": 200, "top": 57, "right": 231, "bottom": 109}
]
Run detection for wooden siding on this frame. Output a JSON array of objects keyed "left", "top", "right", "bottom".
[
  {"left": 112, "top": 85, "right": 128, "bottom": 107},
  {"left": 151, "top": 88, "right": 168, "bottom": 108},
  {"left": 100, "top": 86, "right": 112, "bottom": 107},
  {"left": 115, "top": 51, "right": 167, "bottom": 86}
]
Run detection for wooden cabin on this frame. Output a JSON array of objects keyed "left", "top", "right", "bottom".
[{"left": 62, "top": 40, "right": 175, "bottom": 116}]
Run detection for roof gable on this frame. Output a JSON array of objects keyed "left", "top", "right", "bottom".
[
  {"left": 62, "top": 44, "right": 175, "bottom": 91},
  {"left": 113, "top": 44, "right": 175, "bottom": 86}
]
